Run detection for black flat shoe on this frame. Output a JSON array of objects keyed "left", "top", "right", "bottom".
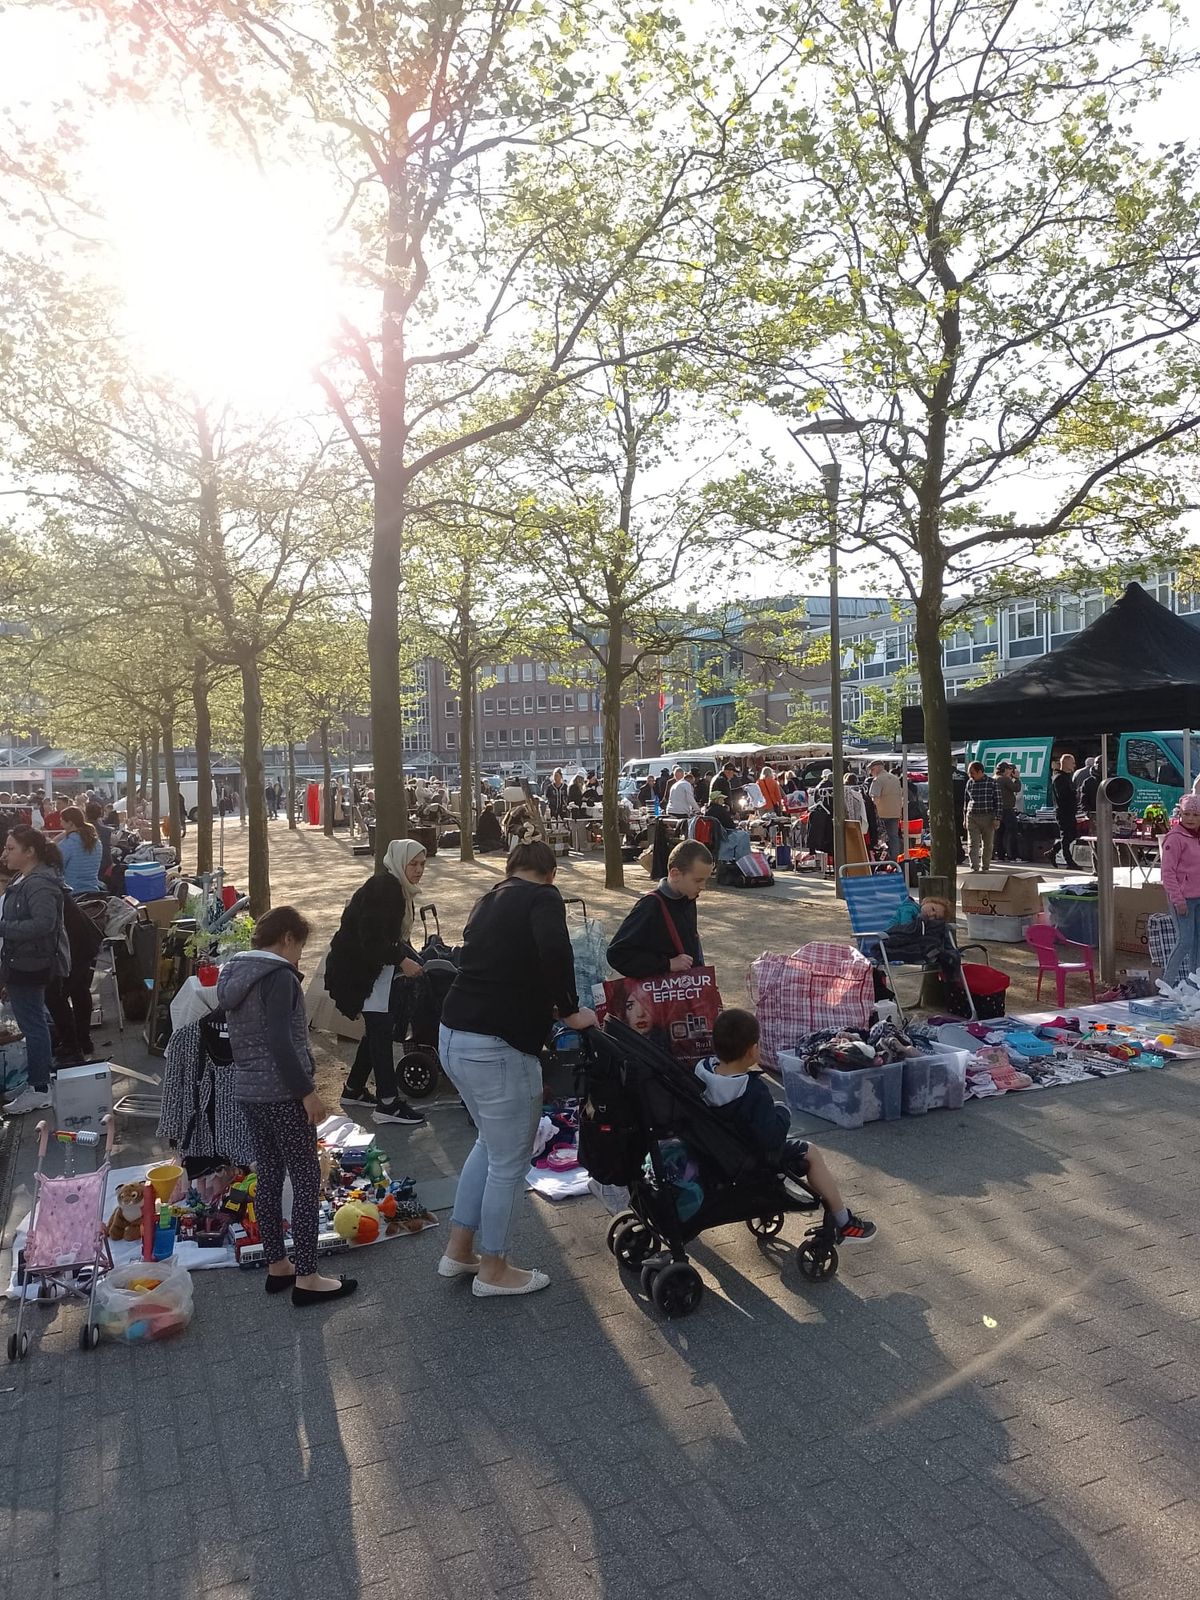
[
  {"left": 291, "top": 1277, "right": 358, "bottom": 1308},
  {"left": 265, "top": 1271, "right": 296, "bottom": 1295}
]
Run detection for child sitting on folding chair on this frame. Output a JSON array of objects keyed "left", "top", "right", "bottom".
[{"left": 880, "top": 894, "right": 968, "bottom": 1003}]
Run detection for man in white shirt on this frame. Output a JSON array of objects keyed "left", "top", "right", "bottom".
[
  {"left": 868, "top": 760, "right": 904, "bottom": 860},
  {"left": 665, "top": 767, "right": 699, "bottom": 817}
]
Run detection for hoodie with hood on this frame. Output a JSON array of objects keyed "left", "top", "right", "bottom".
[
  {"left": 218, "top": 950, "right": 315, "bottom": 1103},
  {"left": 1161, "top": 817, "right": 1200, "bottom": 909}
]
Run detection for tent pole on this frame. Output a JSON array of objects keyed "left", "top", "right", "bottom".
[
  {"left": 900, "top": 746, "right": 910, "bottom": 880},
  {"left": 1098, "top": 738, "right": 1115, "bottom": 986},
  {"left": 1185, "top": 728, "right": 1192, "bottom": 796}
]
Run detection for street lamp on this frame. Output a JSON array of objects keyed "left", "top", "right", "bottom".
[{"left": 790, "top": 415, "right": 870, "bottom": 894}]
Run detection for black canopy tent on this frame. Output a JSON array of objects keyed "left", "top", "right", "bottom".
[
  {"left": 901, "top": 583, "right": 1200, "bottom": 982},
  {"left": 901, "top": 583, "right": 1200, "bottom": 744}
]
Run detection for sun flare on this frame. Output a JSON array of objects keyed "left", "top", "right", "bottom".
[{"left": 94, "top": 112, "right": 341, "bottom": 407}]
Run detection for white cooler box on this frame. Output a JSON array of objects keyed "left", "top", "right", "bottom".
[{"left": 52, "top": 1062, "right": 113, "bottom": 1134}]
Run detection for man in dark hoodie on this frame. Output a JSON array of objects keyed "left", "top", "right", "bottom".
[
  {"left": 607, "top": 840, "right": 713, "bottom": 977},
  {"left": 219, "top": 906, "right": 357, "bottom": 1308}
]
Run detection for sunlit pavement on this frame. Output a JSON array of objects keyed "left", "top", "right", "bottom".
[{"left": 2, "top": 827, "right": 1197, "bottom": 1600}]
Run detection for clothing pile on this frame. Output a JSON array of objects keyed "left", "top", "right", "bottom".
[
  {"left": 532, "top": 1099, "right": 581, "bottom": 1171},
  {"left": 791, "top": 1018, "right": 923, "bottom": 1080}
]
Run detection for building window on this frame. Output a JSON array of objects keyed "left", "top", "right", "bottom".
[
  {"left": 593, "top": 723, "right": 602, "bottom": 742},
  {"left": 484, "top": 730, "right": 495, "bottom": 748},
  {"left": 536, "top": 695, "right": 548, "bottom": 713},
  {"left": 537, "top": 728, "right": 548, "bottom": 745},
  {"left": 536, "top": 662, "right": 547, "bottom": 680},
  {"left": 1051, "top": 597, "right": 1081, "bottom": 637},
  {"left": 565, "top": 726, "right": 576, "bottom": 743},
  {"left": 524, "top": 729, "right": 535, "bottom": 746},
  {"left": 482, "top": 698, "right": 494, "bottom": 715},
  {"left": 1082, "top": 592, "right": 1107, "bottom": 626},
  {"left": 1009, "top": 600, "right": 1041, "bottom": 640},
  {"left": 445, "top": 731, "right": 457, "bottom": 748},
  {"left": 550, "top": 694, "right": 561, "bottom": 712},
  {"left": 564, "top": 693, "right": 574, "bottom": 710},
  {"left": 498, "top": 729, "right": 508, "bottom": 746},
  {"left": 444, "top": 698, "right": 456, "bottom": 718},
  {"left": 523, "top": 695, "right": 534, "bottom": 714},
  {"left": 551, "top": 727, "right": 562, "bottom": 743},
  {"left": 521, "top": 663, "right": 533, "bottom": 682}
]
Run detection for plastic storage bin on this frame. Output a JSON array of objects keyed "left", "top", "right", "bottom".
[
  {"left": 965, "top": 912, "right": 1035, "bottom": 944},
  {"left": 901, "top": 1048, "right": 969, "bottom": 1116},
  {"left": 125, "top": 861, "right": 167, "bottom": 902},
  {"left": 779, "top": 1052, "right": 903, "bottom": 1129}
]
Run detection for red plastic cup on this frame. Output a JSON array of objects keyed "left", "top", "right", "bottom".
[{"left": 197, "top": 962, "right": 219, "bottom": 988}]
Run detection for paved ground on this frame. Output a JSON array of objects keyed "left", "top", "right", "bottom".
[{"left": 2, "top": 825, "right": 1199, "bottom": 1600}]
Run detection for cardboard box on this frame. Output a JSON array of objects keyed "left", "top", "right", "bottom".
[
  {"left": 960, "top": 872, "right": 1043, "bottom": 918},
  {"left": 138, "top": 896, "right": 182, "bottom": 929},
  {"left": 1114, "top": 883, "right": 1168, "bottom": 956},
  {"left": 52, "top": 1062, "right": 113, "bottom": 1134}
]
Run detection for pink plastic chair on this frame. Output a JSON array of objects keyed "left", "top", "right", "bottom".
[{"left": 1024, "top": 924, "right": 1097, "bottom": 1005}]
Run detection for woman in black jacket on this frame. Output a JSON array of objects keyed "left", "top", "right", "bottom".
[
  {"left": 0, "top": 827, "right": 68, "bottom": 1113},
  {"left": 437, "top": 841, "right": 596, "bottom": 1298},
  {"left": 324, "top": 839, "right": 428, "bottom": 1127}
]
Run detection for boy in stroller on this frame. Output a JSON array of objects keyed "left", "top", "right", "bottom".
[{"left": 699, "top": 1010, "right": 876, "bottom": 1246}]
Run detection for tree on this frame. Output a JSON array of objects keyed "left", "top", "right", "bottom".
[
  {"left": 81, "top": 0, "right": 763, "bottom": 864},
  {"left": 749, "top": 0, "right": 1200, "bottom": 887},
  {"left": 401, "top": 466, "right": 553, "bottom": 861},
  {"left": 721, "top": 679, "right": 769, "bottom": 744},
  {"left": 513, "top": 352, "right": 742, "bottom": 888}
]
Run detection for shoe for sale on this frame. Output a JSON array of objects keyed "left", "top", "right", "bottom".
[
  {"left": 372, "top": 1100, "right": 427, "bottom": 1127},
  {"left": 340, "top": 1085, "right": 376, "bottom": 1108},
  {"left": 835, "top": 1212, "right": 877, "bottom": 1245},
  {"left": 3, "top": 1087, "right": 53, "bottom": 1115}
]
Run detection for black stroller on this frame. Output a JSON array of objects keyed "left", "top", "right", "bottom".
[
  {"left": 395, "top": 905, "right": 460, "bottom": 1099},
  {"left": 580, "top": 1019, "right": 840, "bottom": 1318}
]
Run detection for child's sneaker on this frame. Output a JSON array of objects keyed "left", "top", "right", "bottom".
[{"left": 836, "top": 1212, "right": 877, "bottom": 1245}]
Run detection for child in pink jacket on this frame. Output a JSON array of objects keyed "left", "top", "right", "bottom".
[{"left": 1160, "top": 795, "right": 1200, "bottom": 985}]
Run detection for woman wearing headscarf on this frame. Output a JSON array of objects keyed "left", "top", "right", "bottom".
[{"left": 323, "top": 838, "right": 429, "bottom": 1127}]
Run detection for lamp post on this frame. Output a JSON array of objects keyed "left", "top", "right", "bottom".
[{"left": 791, "top": 416, "right": 868, "bottom": 894}]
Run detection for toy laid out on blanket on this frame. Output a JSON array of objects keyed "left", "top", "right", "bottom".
[{"left": 9, "top": 1118, "right": 117, "bottom": 1363}]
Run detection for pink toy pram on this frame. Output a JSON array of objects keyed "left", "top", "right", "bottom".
[{"left": 8, "top": 1115, "right": 115, "bottom": 1361}]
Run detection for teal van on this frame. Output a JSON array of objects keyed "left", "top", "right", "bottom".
[{"left": 967, "top": 732, "right": 1200, "bottom": 816}]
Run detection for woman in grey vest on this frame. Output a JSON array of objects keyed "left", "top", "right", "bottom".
[{"left": 218, "top": 906, "right": 357, "bottom": 1307}]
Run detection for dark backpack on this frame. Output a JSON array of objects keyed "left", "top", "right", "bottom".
[{"left": 578, "top": 1041, "right": 647, "bottom": 1186}]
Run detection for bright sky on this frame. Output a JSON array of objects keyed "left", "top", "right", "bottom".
[{"left": 0, "top": 1, "right": 1196, "bottom": 593}]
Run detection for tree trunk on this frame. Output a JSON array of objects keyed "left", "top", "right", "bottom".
[
  {"left": 162, "top": 714, "right": 182, "bottom": 858},
  {"left": 368, "top": 174, "right": 410, "bottom": 867},
  {"left": 347, "top": 745, "right": 356, "bottom": 837},
  {"left": 286, "top": 735, "right": 297, "bottom": 831},
  {"left": 123, "top": 743, "right": 136, "bottom": 814},
  {"left": 458, "top": 654, "right": 475, "bottom": 862},
  {"left": 320, "top": 717, "right": 334, "bottom": 837},
  {"left": 193, "top": 658, "right": 213, "bottom": 873},
  {"left": 601, "top": 629, "right": 626, "bottom": 890},
  {"left": 240, "top": 656, "right": 270, "bottom": 914},
  {"left": 913, "top": 586, "right": 956, "bottom": 893},
  {"left": 148, "top": 727, "right": 160, "bottom": 839},
  {"left": 138, "top": 731, "right": 148, "bottom": 813}
]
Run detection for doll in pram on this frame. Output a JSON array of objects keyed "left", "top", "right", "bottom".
[{"left": 580, "top": 1017, "right": 870, "bottom": 1318}]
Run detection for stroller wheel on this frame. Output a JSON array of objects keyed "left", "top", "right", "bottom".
[
  {"left": 6, "top": 1332, "right": 15, "bottom": 1362},
  {"left": 611, "top": 1219, "right": 658, "bottom": 1271},
  {"left": 605, "top": 1211, "right": 639, "bottom": 1256},
  {"left": 398, "top": 1049, "right": 440, "bottom": 1099},
  {"left": 79, "top": 1322, "right": 99, "bottom": 1352},
  {"left": 747, "top": 1213, "right": 785, "bottom": 1239},
  {"left": 651, "top": 1262, "right": 703, "bottom": 1318},
  {"left": 7, "top": 1330, "right": 28, "bottom": 1361},
  {"left": 797, "top": 1241, "right": 839, "bottom": 1282},
  {"left": 639, "top": 1256, "right": 668, "bottom": 1296}
]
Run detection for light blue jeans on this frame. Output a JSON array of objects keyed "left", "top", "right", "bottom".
[
  {"left": 1165, "top": 898, "right": 1200, "bottom": 986},
  {"left": 439, "top": 1026, "right": 543, "bottom": 1258}
]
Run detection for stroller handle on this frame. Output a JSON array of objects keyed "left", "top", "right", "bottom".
[{"left": 34, "top": 1112, "right": 115, "bottom": 1163}]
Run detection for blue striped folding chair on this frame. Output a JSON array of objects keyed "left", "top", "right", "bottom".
[{"left": 838, "top": 864, "right": 982, "bottom": 1019}]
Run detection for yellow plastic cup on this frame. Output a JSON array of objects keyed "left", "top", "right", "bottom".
[{"left": 147, "top": 1163, "right": 184, "bottom": 1204}]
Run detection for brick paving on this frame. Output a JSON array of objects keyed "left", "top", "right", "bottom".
[{"left": 2, "top": 826, "right": 1199, "bottom": 1599}]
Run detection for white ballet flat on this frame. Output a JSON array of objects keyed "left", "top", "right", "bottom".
[
  {"left": 437, "top": 1254, "right": 480, "bottom": 1278},
  {"left": 471, "top": 1268, "right": 550, "bottom": 1297}
]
